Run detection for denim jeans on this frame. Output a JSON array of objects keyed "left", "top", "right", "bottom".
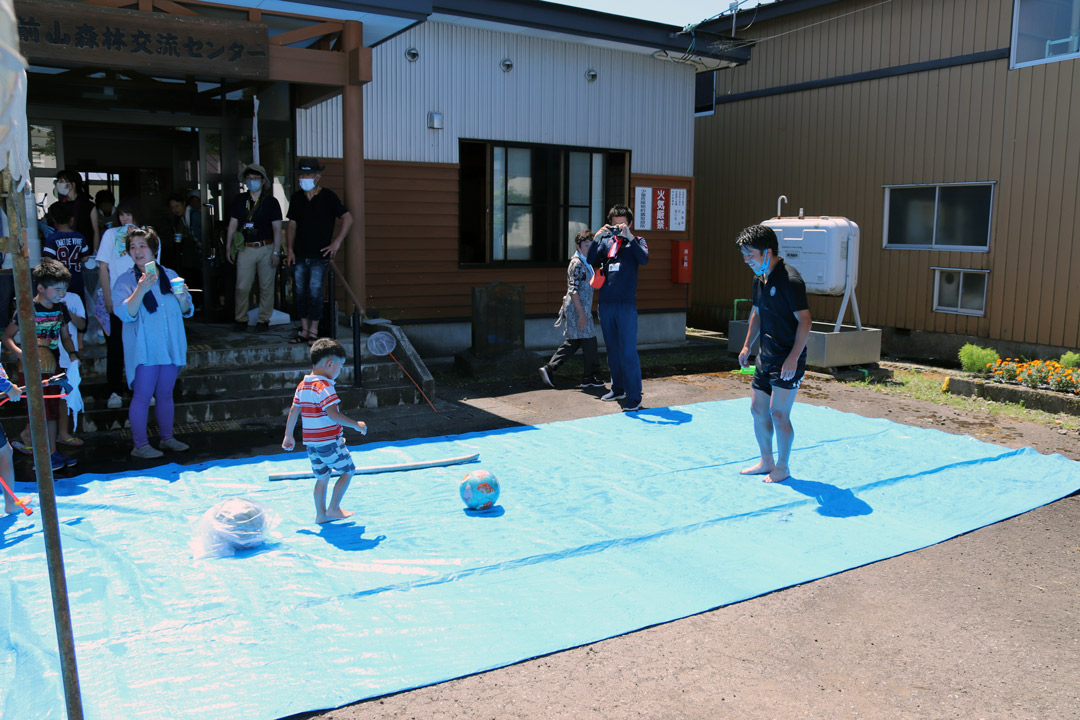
[{"left": 293, "top": 257, "right": 329, "bottom": 321}]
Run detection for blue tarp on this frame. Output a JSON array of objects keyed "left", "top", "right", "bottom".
[{"left": 2, "top": 399, "right": 1078, "bottom": 720}]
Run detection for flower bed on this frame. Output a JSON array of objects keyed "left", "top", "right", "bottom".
[
  {"left": 986, "top": 359, "right": 1080, "bottom": 396},
  {"left": 946, "top": 375, "right": 1080, "bottom": 417}
]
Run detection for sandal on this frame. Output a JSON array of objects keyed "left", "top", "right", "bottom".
[
  {"left": 289, "top": 330, "right": 308, "bottom": 345},
  {"left": 10, "top": 439, "right": 33, "bottom": 455},
  {"left": 58, "top": 436, "right": 85, "bottom": 447},
  {"left": 307, "top": 335, "right": 320, "bottom": 347}
]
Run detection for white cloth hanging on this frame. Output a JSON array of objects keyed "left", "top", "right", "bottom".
[{"left": 0, "top": 0, "right": 31, "bottom": 186}]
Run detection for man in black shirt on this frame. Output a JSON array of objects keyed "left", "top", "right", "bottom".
[
  {"left": 284, "top": 158, "right": 352, "bottom": 344},
  {"left": 736, "top": 225, "right": 812, "bottom": 483},
  {"left": 227, "top": 163, "right": 282, "bottom": 332}
]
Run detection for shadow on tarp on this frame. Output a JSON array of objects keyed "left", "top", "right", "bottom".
[
  {"left": 626, "top": 407, "right": 694, "bottom": 425},
  {"left": 0, "top": 513, "right": 39, "bottom": 550},
  {"left": 297, "top": 523, "right": 386, "bottom": 552},
  {"left": 463, "top": 504, "right": 505, "bottom": 518},
  {"left": 783, "top": 478, "right": 874, "bottom": 518}
]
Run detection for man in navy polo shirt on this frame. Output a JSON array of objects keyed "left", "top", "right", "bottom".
[
  {"left": 587, "top": 204, "right": 649, "bottom": 412},
  {"left": 736, "top": 224, "right": 812, "bottom": 483}
]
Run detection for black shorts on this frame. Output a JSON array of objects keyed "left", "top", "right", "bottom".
[{"left": 751, "top": 354, "right": 806, "bottom": 395}]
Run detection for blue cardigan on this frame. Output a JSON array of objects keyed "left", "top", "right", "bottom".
[{"left": 113, "top": 267, "right": 194, "bottom": 387}]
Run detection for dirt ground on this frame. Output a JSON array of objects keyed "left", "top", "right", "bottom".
[{"left": 297, "top": 368, "right": 1080, "bottom": 720}]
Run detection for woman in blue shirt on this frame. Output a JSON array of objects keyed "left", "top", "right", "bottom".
[{"left": 113, "top": 228, "right": 194, "bottom": 460}]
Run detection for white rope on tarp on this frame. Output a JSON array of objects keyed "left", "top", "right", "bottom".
[{"left": 0, "top": 0, "right": 31, "bottom": 187}]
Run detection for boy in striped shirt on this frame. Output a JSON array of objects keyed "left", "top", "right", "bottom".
[{"left": 282, "top": 339, "right": 367, "bottom": 523}]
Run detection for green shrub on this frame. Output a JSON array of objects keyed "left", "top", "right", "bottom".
[
  {"left": 1061, "top": 351, "right": 1080, "bottom": 368},
  {"left": 959, "top": 344, "right": 1000, "bottom": 374}
]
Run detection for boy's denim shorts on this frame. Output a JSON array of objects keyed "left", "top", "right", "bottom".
[{"left": 306, "top": 437, "right": 356, "bottom": 482}]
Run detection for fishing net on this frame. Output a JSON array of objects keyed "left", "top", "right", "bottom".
[{"left": 366, "top": 331, "right": 397, "bottom": 357}]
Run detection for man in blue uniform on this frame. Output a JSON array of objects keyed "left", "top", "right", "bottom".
[
  {"left": 736, "top": 224, "right": 812, "bottom": 483},
  {"left": 587, "top": 204, "right": 649, "bottom": 412}
]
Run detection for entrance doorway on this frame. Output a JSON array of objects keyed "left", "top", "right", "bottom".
[
  {"left": 25, "top": 56, "right": 298, "bottom": 323},
  {"left": 29, "top": 119, "right": 231, "bottom": 319}
]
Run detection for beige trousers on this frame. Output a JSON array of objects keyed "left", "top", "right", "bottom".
[{"left": 235, "top": 244, "right": 276, "bottom": 323}]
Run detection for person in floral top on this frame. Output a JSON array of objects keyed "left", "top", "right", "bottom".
[{"left": 539, "top": 230, "right": 604, "bottom": 390}]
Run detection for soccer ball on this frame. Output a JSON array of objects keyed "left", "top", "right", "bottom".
[{"left": 460, "top": 469, "right": 500, "bottom": 511}]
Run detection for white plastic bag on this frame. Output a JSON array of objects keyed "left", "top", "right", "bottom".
[{"left": 191, "top": 498, "right": 280, "bottom": 559}]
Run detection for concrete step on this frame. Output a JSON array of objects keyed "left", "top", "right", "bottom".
[
  {"left": 70, "top": 381, "right": 425, "bottom": 433},
  {"left": 3, "top": 319, "right": 436, "bottom": 437},
  {"left": 67, "top": 360, "right": 407, "bottom": 402},
  {"left": 73, "top": 337, "right": 380, "bottom": 378},
  {"left": 173, "top": 363, "right": 406, "bottom": 396}
]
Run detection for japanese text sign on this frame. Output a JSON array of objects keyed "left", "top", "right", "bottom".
[
  {"left": 16, "top": 0, "right": 269, "bottom": 79},
  {"left": 634, "top": 186, "right": 687, "bottom": 232}
]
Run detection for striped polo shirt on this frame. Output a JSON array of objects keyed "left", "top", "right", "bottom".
[{"left": 293, "top": 374, "right": 342, "bottom": 446}]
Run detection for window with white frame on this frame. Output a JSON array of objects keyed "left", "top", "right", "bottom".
[
  {"left": 459, "top": 140, "right": 628, "bottom": 265},
  {"left": 884, "top": 183, "right": 993, "bottom": 250},
  {"left": 1012, "top": 0, "right": 1080, "bottom": 67},
  {"left": 933, "top": 268, "right": 989, "bottom": 316}
]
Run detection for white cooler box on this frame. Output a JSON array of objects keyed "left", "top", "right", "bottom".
[{"left": 763, "top": 216, "right": 858, "bottom": 296}]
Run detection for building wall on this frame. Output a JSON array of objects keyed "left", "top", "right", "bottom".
[
  {"left": 302, "top": 19, "right": 699, "bottom": 350},
  {"left": 299, "top": 19, "right": 697, "bottom": 176},
  {"left": 317, "top": 158, "right": 690, "bottom": 322},
  {"left": 693, "top": 0, "right": 1080, "bottom": 350}
]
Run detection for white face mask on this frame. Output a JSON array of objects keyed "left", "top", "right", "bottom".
[
  {"left": 246, "top": 179, "right": 262, "bottom": 192},
  {"left": 299, "top": 178, "right": 316, "bottom": 192},
  {"left": 55, "top": 182, "right": 71, "bottom": 195}
]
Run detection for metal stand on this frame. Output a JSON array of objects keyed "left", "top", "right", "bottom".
[{"left": 832, "top": 217, "right": 863, "bottom": 332}]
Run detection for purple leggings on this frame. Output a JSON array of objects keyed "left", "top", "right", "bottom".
[{"left": 130, "top": 364, "right": 179, "bottom": 449}]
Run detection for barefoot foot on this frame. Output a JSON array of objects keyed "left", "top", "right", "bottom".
[
  {"left": 740, "top": 461, "right": 774, "bottom": 476},
  {"left": 317, "top": 508, "right": 353, "bottom": 524},
  {"left": 764, "top": 467, "right": 790, "bottom": 483}
]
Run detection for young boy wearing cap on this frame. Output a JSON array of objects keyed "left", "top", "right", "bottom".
[
  {"left": 226, "top": 163, "right": 283, "bottom": 333},
  {"left": 284, "top": 158, "right": 353, "bottom": 346}
]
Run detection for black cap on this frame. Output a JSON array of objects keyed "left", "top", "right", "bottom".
[{"left": 296, "top": 157, "right": 325, "bottom": 173}]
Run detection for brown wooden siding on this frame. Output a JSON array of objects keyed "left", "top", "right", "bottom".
[
  {"left": 694, "top": 0, "right": 1080, "bottom": 349},
  {"left": 718, "top": 0, "right": 1013, "bottom": 98},
  {"left": 320, "top": 160, "right": 691, "bottom": 322}
]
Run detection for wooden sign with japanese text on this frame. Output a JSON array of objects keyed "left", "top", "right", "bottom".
[
  {"left": 634, "top": 186, "right": 687, "bottom": 232},
  {"left": 15, "top": 0, "right": 269, "bottom": 79}
]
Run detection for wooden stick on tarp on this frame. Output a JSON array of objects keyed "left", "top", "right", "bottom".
[
  {"left": 269, "top": 452, "right": 479, "bottom": 481},
  {"left": 2, "top": 168, "right": 85, "bottom": 719}
]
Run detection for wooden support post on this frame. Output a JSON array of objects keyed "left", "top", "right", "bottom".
[
  {"left": 342, "top": 20, "right": 365, "bottom": 316},
  {"left": 2, "top": 170, "right": 84, "bottom": 719}
]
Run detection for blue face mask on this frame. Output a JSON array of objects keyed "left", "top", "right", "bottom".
[
  {"left": 754, "top": 249, "right": 771, "bottom": 276},
  {"left": 246, "top": 179, "right": 262, "bottom": 192},
  {"left": 299, "top": 178, "right": 316, "bottom": 192}
]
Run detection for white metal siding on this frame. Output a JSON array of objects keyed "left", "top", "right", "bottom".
[
  {"left": 296, "top": 97, "right": 342, "bottom": 159},
  {"left": 296, "top": 21, "right": 695, "bottom": 176}
]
